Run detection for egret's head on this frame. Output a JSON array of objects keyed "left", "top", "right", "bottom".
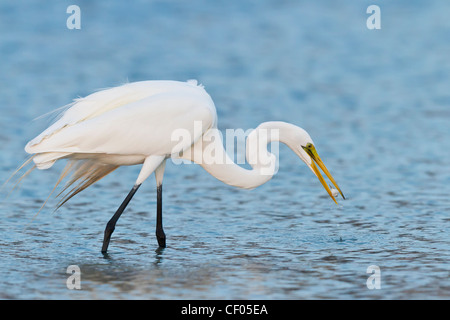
[
  {"left": 287, "top": 127, "right": 345, "bottom": 204},
  {"left": 256, "top": 121, "right": 345, "bottom": 204}
]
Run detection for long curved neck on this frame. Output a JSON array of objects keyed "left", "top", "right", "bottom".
[{"left": 180, "top": 122, "right": 294, "bottom": 189}]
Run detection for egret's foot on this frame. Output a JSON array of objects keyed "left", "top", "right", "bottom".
[
  {"left": 156, "top": 230, "right": 166, "bottom": 248},
  {"left": 101, "top": 222, "right": 115, "bottom": 253}
]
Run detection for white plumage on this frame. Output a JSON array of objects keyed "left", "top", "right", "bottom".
[{"left": 26, "top": 80, "right": 214, "bottom": 169}]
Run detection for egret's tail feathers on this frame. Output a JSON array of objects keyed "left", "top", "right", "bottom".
[
  {"left": 4, "top": 157, "right": 117, "bottom": 217},
  {"left": 1, "top": 156, "right": 37, "bottom": 195},
  {"left": 55, "top": 160, "right": 119, "bottom": 210}
]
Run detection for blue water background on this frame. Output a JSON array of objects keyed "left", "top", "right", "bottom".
[{"left": 0, "top": 0, "right": 449, "bottom": 299}]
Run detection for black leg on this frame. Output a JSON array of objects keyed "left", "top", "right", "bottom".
[
  {"left": 156, "top": 184, "right": 166, "bottom": 247},
  {"left": 101, "top": 184, "right": 141, "bottom": 253}
]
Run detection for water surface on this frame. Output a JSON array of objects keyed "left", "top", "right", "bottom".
[{"left": 0, "top": 0, "right": 449, "bottom": 299}]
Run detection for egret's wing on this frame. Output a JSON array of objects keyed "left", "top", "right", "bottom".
[
  {"left": 26, "top": 90, "right": 216, "bottom": 158},
  {"left": 28, "top": 80, "right": 206, "bottom": 146}
]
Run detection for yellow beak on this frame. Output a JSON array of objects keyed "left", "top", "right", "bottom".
[{"left": 302, "top": 143, "right": 345, "bottom": 205}]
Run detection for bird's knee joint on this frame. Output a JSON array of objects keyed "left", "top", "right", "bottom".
[{"left": 105, "top": 222, "right": 115, "bottom": 233}]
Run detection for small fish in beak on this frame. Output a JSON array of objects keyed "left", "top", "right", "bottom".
[{"left": 302, "top": 143, "right": 345, "bottom": 204}]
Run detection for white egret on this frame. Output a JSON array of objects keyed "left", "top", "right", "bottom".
[{"left": 22, "top": 79, "right": 344, "bottom": 253}]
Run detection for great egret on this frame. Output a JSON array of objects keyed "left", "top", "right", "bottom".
[{"left": 22, "top": 79, "right": 344, "bottom": 253}]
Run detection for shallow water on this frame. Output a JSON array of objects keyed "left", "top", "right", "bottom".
[{"left": 0, "top": 0, "right": 449, "bottom": 299}]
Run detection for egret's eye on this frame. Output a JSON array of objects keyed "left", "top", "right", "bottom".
[{"left": 301, "top": 143, "right": 313, "bottom": 150}]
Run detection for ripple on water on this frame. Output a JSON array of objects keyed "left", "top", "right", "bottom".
[{"left": 1, "top": 1, "right": 450, "bottom": 299}]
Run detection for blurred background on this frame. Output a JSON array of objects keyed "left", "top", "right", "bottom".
[{"left": 0, "top": 0, "right": 449, "bottom": 299}]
